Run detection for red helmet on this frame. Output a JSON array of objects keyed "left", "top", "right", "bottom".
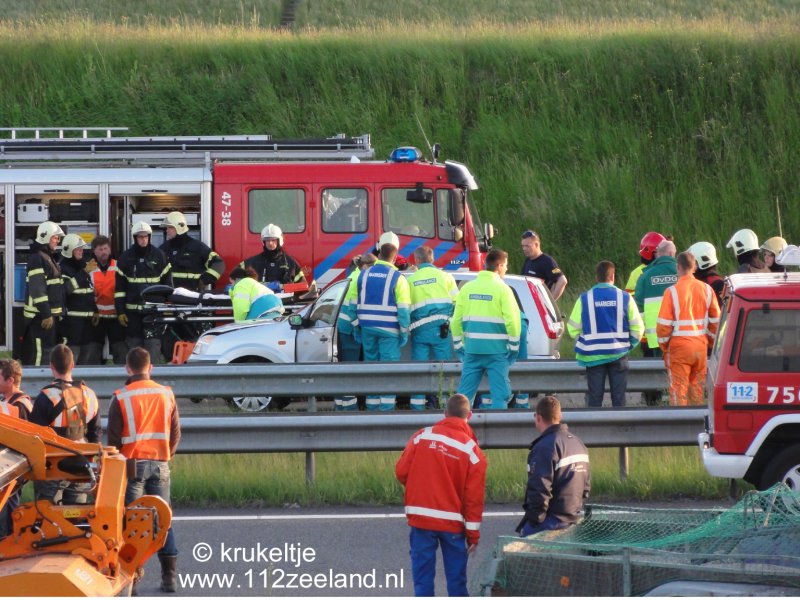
[{"left": 639, "top": 231, "right": 666, "bottom": 260}]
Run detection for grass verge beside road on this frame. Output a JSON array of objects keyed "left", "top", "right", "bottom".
[{"left": 171, "top": 446, "right": 744, "bottom": 507}]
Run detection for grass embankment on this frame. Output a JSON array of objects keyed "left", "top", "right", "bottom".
[
  {"left": 170, "top": 447, "right": 741, "bottom": 506},
  {"left": 0, "top": 20, "right": 798, "bottom": 289}
]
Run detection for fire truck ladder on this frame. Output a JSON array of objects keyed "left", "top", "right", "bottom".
[{"left": 0, "top": 127, "right": 374, "bottom": 163}]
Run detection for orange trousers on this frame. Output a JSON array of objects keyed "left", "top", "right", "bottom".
[{"left": 664, "top": 339, "right": 708, "bottom": 407}]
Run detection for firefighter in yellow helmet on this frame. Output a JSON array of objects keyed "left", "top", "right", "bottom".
[{"left": 761, "top": 236, "right": 788, "bottom": 273}]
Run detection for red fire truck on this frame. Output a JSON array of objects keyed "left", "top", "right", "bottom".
[
  {"left": 0, "top": 127, "right": 492, "bottom": 353},
  {"left": 699, "top": 269, "right": 800, "bottom": 491}
]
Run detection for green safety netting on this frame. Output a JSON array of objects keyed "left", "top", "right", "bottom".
[{"left": 474, "top": 486, "right": 800, "bottom": 596}]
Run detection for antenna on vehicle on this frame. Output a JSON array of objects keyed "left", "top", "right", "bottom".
[
  {"left": 414, "top": 113, "right": 440, "bottom": 163},
  {"left": 776, "top": 196, "right": 783, "bottom": 239}
]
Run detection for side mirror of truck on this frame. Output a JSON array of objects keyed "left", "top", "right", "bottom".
[{"left": 484, "top": 222, "right": 495, "bottom": 241}]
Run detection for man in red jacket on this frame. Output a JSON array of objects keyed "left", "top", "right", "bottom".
[{"left": 395, "top": 394, "right": 487, "bottom": 597}]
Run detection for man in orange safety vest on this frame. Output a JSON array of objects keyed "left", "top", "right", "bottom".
[{"left": 656, "top": 252, "right": 721, "bottom": 406}]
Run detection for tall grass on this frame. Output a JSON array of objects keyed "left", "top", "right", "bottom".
[
  {"left": 0, "top": 21, "right": 797, "bottom": 291},
  {"left": 170, "top": 447, "right": 740, "bottom": 507}
]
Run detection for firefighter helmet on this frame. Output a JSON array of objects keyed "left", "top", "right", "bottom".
[
  {"left": 131, "top": 221, "right": 153, "bottom": 237},
  {"left": 639, "top": 231, "right": 666, "bottom": 261},
  {"left": 36, "top": 221, "right": 65, "bottom": 243},
  {"left": 761, "top": 236, "right": 787, "bottom": 257},
  {"left": 687, "top": 241, "right": 718, "bottom": 270},
  {"left": 61, "top": 233, "right": 89, "bottom": 258},
  {"left": 726, "top": 229, "right": 759, "bottom": 256},
  {"left": 162, "top": 211, "right": 189, "bottom": 235},
  {"left": 260, "top": 223, "right": 283, "bottom": 245},
  {"left": 376, "top": 231, "right": 400, "bottom": 251}
]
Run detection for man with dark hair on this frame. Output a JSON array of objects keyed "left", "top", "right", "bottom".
[
  {"left": 520, "top": 230, "right": 567, "bottom": 301},
  {"left": 452, "top": 249, "right": 521, "bottom": 409},
  {"left": 107, "top": 346, "right": 181, "bottom": 593},
  {"left": 518, "top": 396, "right": 590, "bottom": 536},
  {"left": 567, "top": 261, "right": 644, "bottom": 407},
  {"left": 29, "top": 344, "right": 101, "bottom": 504},
  {"left": 657, "top": 252, "right": 720, "bottom": 406},
  {"left": 395, "top": 394, "right": 487, "bottom": 596},
  {"left": 86, "top": 235, "right": 127, "bottom": 365},
  {"left": 346, "top": 231, "right": 411, "bottom": 410},
  {"left": 228, "top": 266, "right": 283, "bottom": 322}
]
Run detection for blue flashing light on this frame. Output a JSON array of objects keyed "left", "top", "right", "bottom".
[{"left": 389, "top": 146, "right": 422, "bottom": 163}]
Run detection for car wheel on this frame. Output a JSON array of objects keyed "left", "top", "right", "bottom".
[{"left": 231, "top": 396, "right": 273, "bottom": 412}]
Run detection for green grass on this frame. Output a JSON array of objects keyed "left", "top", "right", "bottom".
[{"left": 169, "top": 446, "right": 743, "bottom": 507}]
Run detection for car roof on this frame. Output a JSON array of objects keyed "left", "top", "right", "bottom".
[{"left": 727, "top": 272, "right": 800, "bottom": 302}]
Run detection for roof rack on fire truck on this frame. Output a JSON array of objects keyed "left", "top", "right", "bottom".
[{"left": 0, "top": 127, "right": 374, "bottom": 163}]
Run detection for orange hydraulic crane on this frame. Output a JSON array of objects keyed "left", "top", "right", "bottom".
[{"left": 0, "top": 413, "right": 171, "bottom": 596}]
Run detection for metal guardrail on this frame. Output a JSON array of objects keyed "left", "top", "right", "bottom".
[
  {"left": 19, "top": 359, "right": 669, "bottom": 399},
  {"left": 172, "top": 408, "right": 705, "bottom": 454}
]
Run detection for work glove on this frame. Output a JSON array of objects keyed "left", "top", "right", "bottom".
[
  {"left": 41, "top": 316, "right": 54, "bottom": 330},
  {"left": 84, "top": 258, "right": 98, "bottom": 274},
  {"left": 91, "top": 313, "right": 100, "bottom": 326},
  {"left": 266, "top": 281, "right": 282, "bottom": 293},
  {"left": 118, "top": 314, "right": 129, "bottom": 327}
]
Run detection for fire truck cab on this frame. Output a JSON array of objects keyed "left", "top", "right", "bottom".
[
  {"left": 0, "top": 128, "right": 490, "bottom": 356},
  {"left": 699, "top": 265, "right": 800, "bottom": 491}
]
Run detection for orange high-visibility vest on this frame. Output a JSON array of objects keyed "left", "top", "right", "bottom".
[
  {"left": 0, "top": 401, "right": 20, "bottom": 418},
  {"left": 91, "top": 259, "right": 118, "bottom": 317},
  {"left": 656, "top": 275, "right": 721, "bottom": 349},
  {"left": 41, "top": 383, "right": 99, "bottom": 434},
  {"left": 114, "top": 379, "right": 175, "bottom": 461}
]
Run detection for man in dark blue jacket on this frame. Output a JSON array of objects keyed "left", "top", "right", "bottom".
[{"left": 517, "top": 395, "right": 590, "bottom": 536}]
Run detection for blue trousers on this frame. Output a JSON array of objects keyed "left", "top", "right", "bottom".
[
  {"left": 125, "top": 460, "right": 177, "bottom": 557},
  {"left": 409, "top": 526, "right": 468, "bottom": 597},
  {"left": 411, "top": 324, "right": 452, "bottom": 361},
  {"left": 338, "top": 331, "right": 362, "bottom": 362},
  {"left": 458, "top": 352, "right": 512, "bottom": 408},
  {"left": 362, "top": 330, "right": 401, "bottom": 410}
]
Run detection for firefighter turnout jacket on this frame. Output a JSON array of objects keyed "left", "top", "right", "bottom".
[
  {"left": 395, "top": 416, "right": 487, "bottom": 544},
  {"left": 91, "top": 259, "right": 118, "bottom": 318},
  {"left": 160, "top": 233, "right": 225, "bottom": 291},
  {"left": 115, "top": 244, "right": 172, "bottom": 314},
  {"left": 634, "top": 256, "right": 678, "bottom": 349},
  {"left": 656, "top": 275, "right": 721, "bottom": 353},
  {"left": 567, "top": 283, "right": 644, "bottom": 367},
  {"left": 24, "top": 241, "right": 64, "bottom": 320},
  {"left": 521, "top": 423, "right": 590, "bottom": 529},
  {"left": 240, "top": 248, "right": 306, "bottom": 286},
  {"left": 30, "top": 379, "right": 101, "bottom": 442},
  {"left": 407, "top": 263, "right": 458, "bottom": 332},
  {"left": 451, "top": 271, "right": 521, "bottom": 355},
  {"left": 347, "top": 259, "right": 411, "bottom": 337},
  {"left": 60, "top": 257, "right": 96, "bottom": 319},
  {"left": 107, "top": 374, "right": 181, "bottom": 461}
]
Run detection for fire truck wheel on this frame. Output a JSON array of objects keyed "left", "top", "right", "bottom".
[{"left": 761, "top": 444, "right": 800, "bottom": 496}]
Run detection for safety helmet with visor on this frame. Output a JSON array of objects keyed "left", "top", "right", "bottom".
[
  {"left": 639, "top": 231, "right": 666, "bottom": 261},
  {"left": 260, "top": 223, "right": 283, "bottom": 246},
  {"left": 761, "top": 236, "right": 787, "bottom": 257},
  {"left": 687, "top": 241, "right": 718, "bottom": 270},
  {"left": 726, "top": 229, "right": 759, "bottom": 256},
  {"left": 162, "top": 211, "right": 189, "bottom": 236},
  {"left": 36, "top": 221, "right": 65, "bottom": 244},
  {"left": 61, "top": 233, "right": 90, "bottom": 258}
]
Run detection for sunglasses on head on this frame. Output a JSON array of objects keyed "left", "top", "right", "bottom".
[{"left": 522, "top": 230, "right": 538, "bottom": 239}]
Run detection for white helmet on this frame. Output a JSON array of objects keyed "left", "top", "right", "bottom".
[
  {"left": 162, "top": 211, "right": 189, "bottom": 235},
  {"left": 61, "top": 233, "right": 89, "bottom": 258},
  {"left": 131, "top": 221, "right": 153, "bottom": 237},
  {"left": 687, "top": 241, "right": 718, "bottom": 270},
  {"left": 36, "top": 221, "right": 65, "bottom": 243},
  {"left": 761, "top": 236, "right": 787, "bottom": 256},
  {"left": 260, "top": 223, "right": 283, "bottom": 245},
  {"left": 726, "top": 229, "right": 759, "bottom": 256},
  {"left": 376, "top": 231, "right": 400, "bottom": 251}
]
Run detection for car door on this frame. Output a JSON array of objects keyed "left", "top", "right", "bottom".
[{"left": 295, "top": 280, "right": 348, "bottom": 362}]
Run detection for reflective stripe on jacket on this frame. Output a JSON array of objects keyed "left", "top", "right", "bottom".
[
  {"left": 24, "top": 242, "right": 64, "bottom": 319},
  {"left": 40, "top": 383, "right": 99, "bottom": 433},
  {"left": 407, "top": 264, "right": 458, "bottom": 332},
  {"left": 634, "top": 256, "right": 678, "bottom": 349},
  {"left": 60, "top": 257, "right": 96, "bottom": 319},
  {"left": 567, "top": 284, "right": 643, "bottom": 366},
  {"left": 230, "top": 277, "right": 283, "bottom": 322},
  {"left": 395, "top": 416, "right": 487, "bottom": 542},
  {"left": 0, "top": 402, "right": 19, "bottom": 418},
  {"left": 451, "top": 271, "right": 521, "bottom": 355},
  {"left": 656, "top": 274, "right": 721, "bottom": 351},
  {"left": 115, "top": 245, "right": 173, "bottom": 313},
  {"left": 351, "top": 260, "right": 410, "bottom": 335},
  {"left": 113, "top": 379, "right": 176, "bottom": 461},
  {"left": 92, "top": 259, "right": 118, "bottom": 317},
  {"left": 337, "top": 269, "right": 361, "bottom": 335}
]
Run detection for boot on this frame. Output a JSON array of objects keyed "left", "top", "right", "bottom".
[{"left": 159, "top": 555, "right": 177, "bottom": 593}]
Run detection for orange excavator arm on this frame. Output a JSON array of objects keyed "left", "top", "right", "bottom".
[{"left": 0, "top": 413, "right": 171, "bottom": 596}]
